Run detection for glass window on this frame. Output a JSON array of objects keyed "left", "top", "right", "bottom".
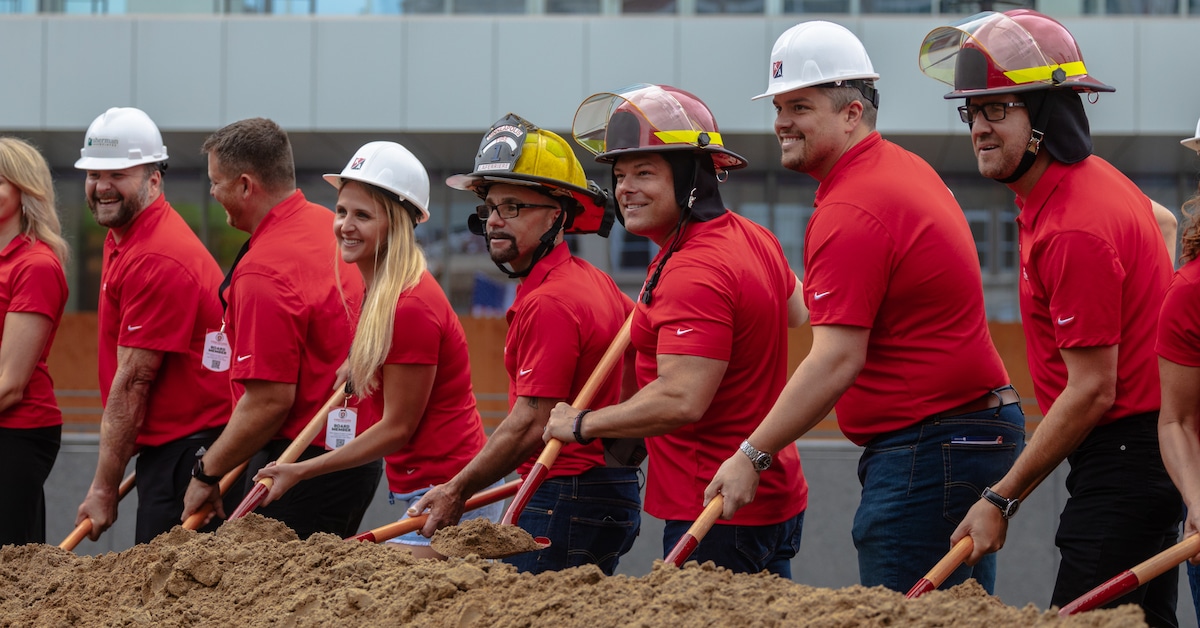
[
  {"left": 782, "top": 0, "right": 848, "bottom": 11},
  {"left": 547, "top": 0, "right": 601, "bottom": 11},
  {"left": 696, "top": 0, "right": 764, "bottom": 12},
  {"left": 860, "top": 0, "right": 929, "bottom": 12},
  {"left": 622, "top": 0, "right": 675, "bottom": 13},
  {"left": 1105, "top": 0, "right": 1178, "bottom": 12}
]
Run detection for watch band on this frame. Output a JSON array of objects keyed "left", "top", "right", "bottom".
[
  {"left": 738, "top": 439, "right": 772, "bottom": 472},
  {"left": 572, "top": 410, "right": 595, "bottom": 445},
  {"left": 191, "top": 446, "right": 221, "bottom": 485},
  {"left": 981, "top": 486, "right": 1020, "bottom": 519}
]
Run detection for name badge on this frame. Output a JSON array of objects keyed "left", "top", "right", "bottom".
[
  {"left": 326, "top": 407, "right": 357, "bottom": 450},
  {"left": 202, "top": 330, "right": 231, "bottom": 372}
]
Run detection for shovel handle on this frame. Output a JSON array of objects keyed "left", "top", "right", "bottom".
[
  {"left": 906, "top": 536, "right": 974, "bottom": 598},
  {"left": 229, "top": 386, "right": 349, "bottom": 520},
  {"left": 58, "top": 471, "right": 138, "bottom": 551},
  {"left": 1059, "top": 533, "right": 1200, "bottom": 616},
  {"left": 665, "top": 495, "right": 724, "bottom": 567},
  {"left": 348, "top": 478, "right": 522, "bottom": 543},
  {"left": 501, "top": 314, "right": 633, "bottom": 525},
  {"left": 182, "top": 460, "right": 250, "bottom": 531}
]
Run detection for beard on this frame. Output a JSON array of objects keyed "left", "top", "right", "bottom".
[
  {"left": 88, "top": 176, "right": 151, "bottom": 230},
  {"left": 487, "top": 233, "right": 519, "bottom": 265}
]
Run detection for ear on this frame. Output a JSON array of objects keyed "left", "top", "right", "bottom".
[
  {"left": 844, "top": 99, "right": 864, "bottom": 130},
  {"left": 237, "top": 173, "right": 254, "bottom": 199}
]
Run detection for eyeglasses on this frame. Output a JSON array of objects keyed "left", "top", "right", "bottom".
[
  {"left": 474, "top": 202, "right": 558, "bottom": 220},
  {"left": 957, "top": 102, "right": 1027, "bottom": 124}
]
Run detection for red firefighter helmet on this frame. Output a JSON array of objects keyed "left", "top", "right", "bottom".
[
  {"left": 918, "top": 9, "right": 1114, "bottom": 99},
  {"left": 572, "top": 84, "right": 748, "bottom": 171}
]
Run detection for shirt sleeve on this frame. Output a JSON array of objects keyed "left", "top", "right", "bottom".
[
  {"left": 648, "top": 258, "right": 734, "bottom": 362},
  {"left": 228, "top": 269, "right": 306, "bottom": 383},
  {"left": 9, "top": 253, "right": 66, "bottom": 320},
  {"left": 804, "top": 204, "right": 892, "bottom": 328},
  {"left": 509, "top": 294, "right": 580, "bottom": 400},
  {"left": 1157, "top": 274, "right": 1200, "bottom": 367},
  {"left": 112, "top": 253, "right": 201, "bottom": 353},
  {"left": 1036, "top": 230, "right": 1124, "bottom": 348},
  {"left": 385, "top": 292, "right": 442, "bottom": 366}
]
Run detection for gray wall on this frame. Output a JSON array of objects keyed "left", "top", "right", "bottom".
[{"left": 46, "top": 435, "right": 1196, "bottom": 626}]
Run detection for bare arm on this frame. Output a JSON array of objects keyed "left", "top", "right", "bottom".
[
  {"left": 76, "top": 345, "right": 164, "bottom": 539},
  {"left": 546, "top": 352, "right": 728, "bottom": 442},
  {"left": 705, "top": 325, "right": 868, "bottom": 518},
  {"left": 409, "top": 394, "right": 556, "bottom": 535},
  {"left": 953, "top": 344, "right": 1117, "bottom": 564},
  {"left": 1157, "top": 357, "right": 1200, "bottom": 562},
  {"left": 787, "top": 275, "right": 809, "bottom": 328},
  {"left": 1152, "top": 200, "right": 1178, "bottom": 264},
  {"left": 255, "top": 363, "right": 437, "bottom": 505},
  {"left": 0, "top": 312, "right": 54, "bottom": 413}
]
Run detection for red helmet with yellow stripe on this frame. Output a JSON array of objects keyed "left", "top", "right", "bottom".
[
  {"left": 572, "top": 84, "right": 748, "bottom": 171},
  {"left": 918, "top": 9, "right": 1113, "bottom": 99}
]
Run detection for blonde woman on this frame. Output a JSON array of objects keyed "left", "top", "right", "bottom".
[
  {"left": 255, "top": 142, "right": 496, "bottom": 556},
  {"left": 0, "top": 137, "right": 69, "bottom": 545}
]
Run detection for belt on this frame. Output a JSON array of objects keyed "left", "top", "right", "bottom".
[{"left": 931, "top": 386, "right": 1020, "bottom": 420}]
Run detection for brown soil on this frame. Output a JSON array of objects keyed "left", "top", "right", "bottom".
[
  {"left": 430, "top": 518, "right": 547, "bottom": 558},
  {"left": 0, "top": 514, "right": 1146, "bottom": 627}
]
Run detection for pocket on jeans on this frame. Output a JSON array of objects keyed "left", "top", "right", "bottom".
[
  {"left": 941, "top": 441, "right": 1019, "bottom": 525},
  {"left": 566, "top": 513, "right": 640, "bottom": 572}
]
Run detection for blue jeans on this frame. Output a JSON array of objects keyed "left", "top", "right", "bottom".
[
  {"left": 852, "top": 399, "right": 1025, "bottom": 593},
  {"left": 504, "top": 466, "right": 642, "bottom": 575},
  {"left": 662, "top": 510, "right": 804, "bottom": 578}
]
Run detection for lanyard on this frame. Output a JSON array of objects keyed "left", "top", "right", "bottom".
[{"left": 218, "top": 239, "right": 251, "bottom": 311}]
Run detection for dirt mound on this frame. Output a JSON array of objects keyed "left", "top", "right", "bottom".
[
  {"left": 430, "top": 518, "right": 546, "bottom": 558},
  {"left": 0, "top": 514, "right": 1145, "bottom": 627}
]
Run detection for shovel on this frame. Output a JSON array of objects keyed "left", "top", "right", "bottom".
[
  {"left": 228, "top": 385, "right": 349, "bottom": 520},
  {"left": 906, "top": 537, "right": 974, "bottom": 598},
  {"left": 1058, "top": 533, "right": 1200, "bottom": 616},
  {"left": 58, "top": 471, "right": 137, "bottom": 551},
  {"left": 347, "top": 479, "right": 522, "bottom": 543},
  {"left": 500, "top": 312, "right": 633, "bottom": 526},
  {"left": 665, "top": 494, "right": 724, "bottom": 567},
  {"left": 182, "top": 460, "right": 251, "bottom": 530}
]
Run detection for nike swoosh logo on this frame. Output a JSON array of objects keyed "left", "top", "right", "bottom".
[
  {"left": 676, "top": 328, "right": 694, "bottom": 336},
  {"left": 405, "top": 468, "right": 416, "bottom": 475},
  {"left": 1056, "top": 316, "right": 1075, "bottom": 325},
  {"left": 814, "top": 291, "right": 832, "bottom": 300},
  {"left": 126, "top": 325, "right": 143, "bottom": 331},
  {"left": 519, "top": 368, "right": 533, "bottom": 376},
  {"left": 237, "top": 354, "right": 252, "bottom": 362}
]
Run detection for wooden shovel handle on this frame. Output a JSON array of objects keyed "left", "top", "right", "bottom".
[
  {"left": 58, "top": 471, "right": 137, "bottom": 551},
  {"left": 906, "top": 536, "right": 974, "bottom": 598},
  {"left": 348, "top": 479, "right": 522, "bottom": 543},
  {"left": 665, "top": 495, "right": 724, "bottom": 567},
  {"left": 182, "top": 460, "right": 250, "bottom": 530},
  {"left": 1059, "top": 533, "right": 1200, "bottom": 616}
]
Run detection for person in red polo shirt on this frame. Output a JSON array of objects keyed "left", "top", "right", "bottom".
[
  {"left": 71, "top": 108, "right": 235, "bottom": 544},
  {"left": 182, "top": 118, "right": 380, "bottom": 540},
  {"left": 920, "top": 11, "right": 1180, "bottom": 624},
  {"left": 0, "top": 137, "right": 69, "bottom": 545},
  {"left": 704, "top": 22, "right": 1022, "bottom": 594},
  {"left": 546, "top": 85, "right": 808, "bottom": 577},
  {"left": 408, "top": 114, "right": 640, "bottom": 574}
]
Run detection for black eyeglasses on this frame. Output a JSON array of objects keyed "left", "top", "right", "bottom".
[
  {"left": 957, "top": 102, "right": 1027, "bottom": 124},
  {"left": 474, "top": 202, "right": 558, "bottom": 220}
]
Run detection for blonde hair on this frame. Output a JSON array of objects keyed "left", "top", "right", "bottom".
[
  {"left": 1182, "top": 183, "right": 1200, "bottom": 264},
  {"left": 344, "top": 182, "right": 428, "bottom": 396},
  {"left": 0, "top": 137, "right": 69, "bottom": 264}
]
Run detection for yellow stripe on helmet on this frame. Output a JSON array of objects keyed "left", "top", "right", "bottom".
[
  {"left": 652, "top": 130, "right": 724, "bottom": 147},
  {"left": 1003, "top": 61, "right": 1089, "bottom": 86}
]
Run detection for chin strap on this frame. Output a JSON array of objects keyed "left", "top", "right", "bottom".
[
  {"left": 996, "top": 95, "right": 1054, "bottom": 185},
  {"left": 638, "top": 185, "right": 696, "bottom": 306},
  {"left": 469, "top": 209, "right": 567, "bottom": 280}
]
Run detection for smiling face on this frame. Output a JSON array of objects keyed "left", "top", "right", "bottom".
[
  {"left": 482, "top": 183, "right": 561, "bottom": 274},
  {"left": 772, "top": 87, "right": 857, "bottom": 179},
  {"left": 612, "top": 153, "right": 680, "bottom": 247},
  {"left": 0, "top": 175, "right": 20, "bottom": 233},
  {"left": 966, "top": 94, "right": 1034, "bottom": 182},
  {"left": 333, "top": 180, "right": 388, "bottom": 270},
  {"left": 85, "top": 164, "right": 158, "bottom": 232}
]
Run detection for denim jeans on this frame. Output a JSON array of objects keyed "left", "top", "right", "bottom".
[
  {"left": 662, "top": 510, "right": 804, "bottom": 578},
  {"left": 504, "top": 466, "right": 642, "bottom": 576},
  {"left": 387, "top": 480, "right": 505, "bottom": 547},
  {"left": 852, "top": 399, "right": 1025, "bottom": 593}
]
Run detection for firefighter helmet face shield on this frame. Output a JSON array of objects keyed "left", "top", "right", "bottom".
[{"left": 919, "top": 10, "right": 1114, "bottom": 99}]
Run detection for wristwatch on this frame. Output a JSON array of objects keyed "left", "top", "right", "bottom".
[
  {"left": 981, "top": 486, "right": 1020, "bottom": 519},
  {"left": 191, "top": 446, "right": 221, "bottom": 486},
  {"left": 739, "top": 439, "right": 773, "bottom": 472}
]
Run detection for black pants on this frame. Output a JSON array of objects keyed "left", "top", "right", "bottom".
[
  {"left": 1052, "top": 412, "right": 1182, "bottom": 628},
  {"left": 0, "top": 425, "right": 60, "bottom": 545},
  {"left": 248, "top": 441, "right": 382, "bottom": 539},
  {"left": 135, "top": 429, "right": 246, "bottom": 544}
]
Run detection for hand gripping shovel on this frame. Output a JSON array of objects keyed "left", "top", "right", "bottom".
[
  {"left": 59, "top": 472, "right": 137, "bottom": 551},
  {"left": 906, "top": 537, "right": 974, "bottom": 598},
  {"left": 1058, "top": 533, "right": 1200, "bottom": 616},
  {"left": 228, "top": 386, "right": 349, "bottom": 520},
  {"left": 182, "top": 460, "right": 250, "bottom": 530},
  {"left": 347, "top": 479, "right": 522, "bottom": 543},
  {"left": 499, "top": 312, "right": 633, "bottom": 527},
  {"left": 665, "top": 495, "right": 724, "bottom": 567}
]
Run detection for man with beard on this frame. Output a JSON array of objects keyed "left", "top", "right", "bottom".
[
  {"left": 919, "top": 11, "right": 1181, "bottom": 625},
  {"left": 74, "top": 107, "right": 235, "bottom": 544},
  {"left": 703, "top": 22, "right": 1022, "bottom": 594},
  {"left": 409, "top": 114, "right": 641, "bottom": 575}
]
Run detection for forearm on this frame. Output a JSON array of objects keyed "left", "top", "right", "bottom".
[
  {"left": 1161, "top": 419, "right": 1200, "bottom": 512},
  {"left": 749, "top": 355, "right": 853, "bottom": 453},
  {"left": 92, "top": 372, "right": 152, "bottom": 492},
  {"left": 293, "top": 418, "right": 415, "bottom": 480},
  {"left": 201, "top": 395, "right": 290, "bottom": 476},
  {"left": 581, "top": 377, "right": 706, "bottom": 439},
  {"left": 449, "top": 399, "right": 548, "bottom": 496}
]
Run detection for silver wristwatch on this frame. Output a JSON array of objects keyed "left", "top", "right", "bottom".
[
  {"left": 981, "top": 486, "right": 1020, "bottom": 519},
  {"left": 739, "top": 439, "right": 773, "bottom": 472}
]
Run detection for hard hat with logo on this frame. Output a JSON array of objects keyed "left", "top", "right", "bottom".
[
  {"left": 74, "top": 107, "right": 169, "bottom": 171},
  {"left": 447, "top": 113, "right": 612, "bottom": 236},
  {"left": 573, "top": 84, "right": 747, "bottom": 172},
  {"left": 1183, "top": 116, "right": 1200, "bottom": 154},
  {"left": 919, "top": 9, "right": 1114, "bottom": 100},
  {"left": 324, "top": 141, "right": 430, "bottom": 224},
  {"left": 753, "top": 21, "right": 879, "bottom": 105}
]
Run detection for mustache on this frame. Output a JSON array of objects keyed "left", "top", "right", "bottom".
[{"left": 487, "top": 232, "right": 515, "bottom": 243}]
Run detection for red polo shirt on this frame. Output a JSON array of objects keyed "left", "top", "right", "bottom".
[
  {"left": 0, "top": 237, "right": 66, "bottom": 429},
  {"left": 224, "top": 190, "right": 364, "bottom": 448},
  {"left": 1157, "top": 259, "right": 1200, "bottom": 368},
  {"left": 99, "top": 195, "right": 230, "bottom": 447},
  {"left": 632, "top": 211, "right": 807, "bottom": 526},
  {"left": 505, "top": 243, "right": 633, "bottom": 478},
  {"left": 806, "top": 132, "right": 1010, "bottom": 445},
  {"left": 1016, "top": 156, "right": 1171, "bottom": 421}
]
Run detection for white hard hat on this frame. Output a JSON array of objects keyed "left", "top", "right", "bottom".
[
  {"left": 752, "top": 21, "right": 879, "bottom": 101},
  {"left": 1183, "top": 116, "right": 1200, "bottom": 154},
  {"left": 324, "top": 141, "right": 430, "bottom": 224},
  {"left": 74, "top": 107, "right": 168, "bottom": 170}
]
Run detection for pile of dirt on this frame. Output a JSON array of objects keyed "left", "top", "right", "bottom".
[
  {"left": 0, "top": 515, "right": 1145, "bottom": 627},
  {"left": 430, "top": 518, "right": 546, "bottom": 558}
]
